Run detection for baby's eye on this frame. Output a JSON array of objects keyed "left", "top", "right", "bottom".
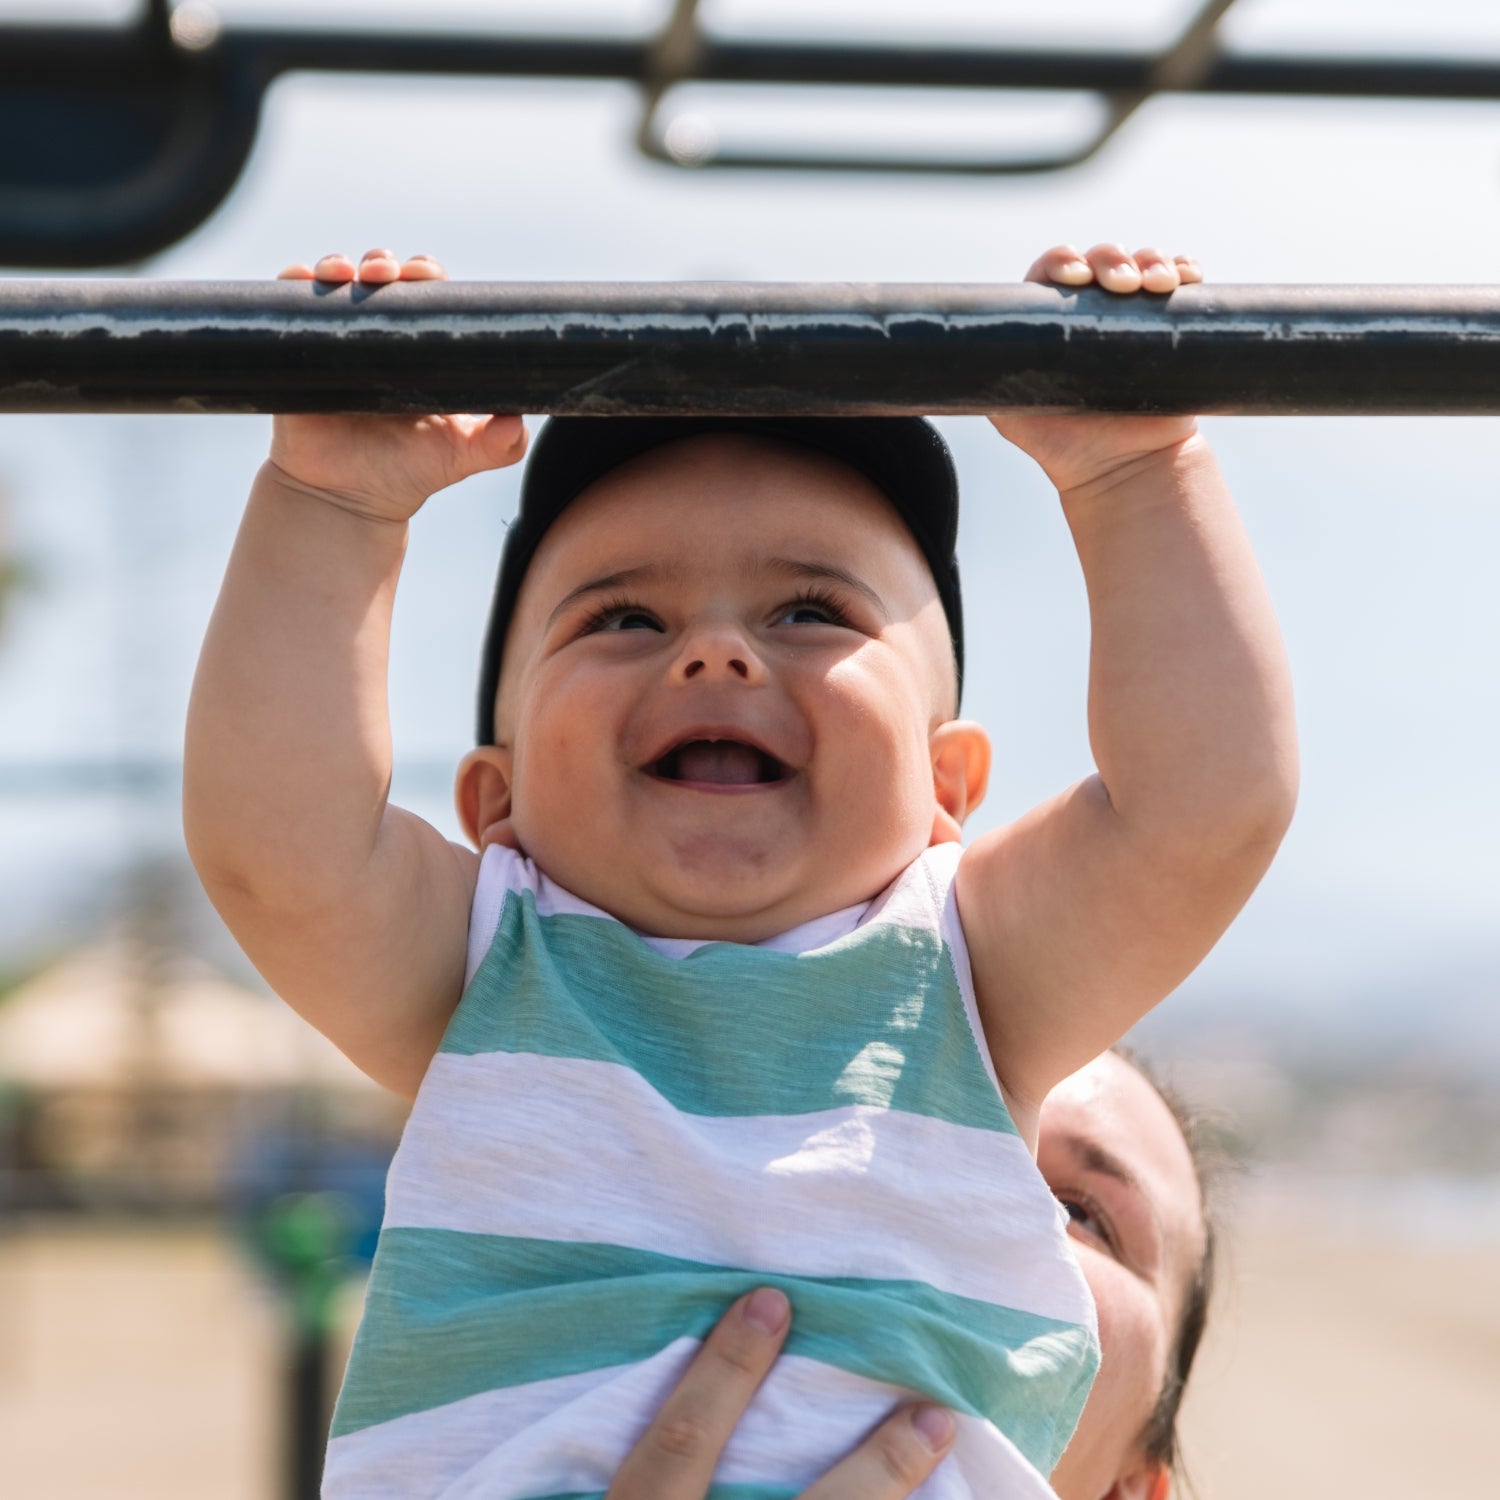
[
  {"left": 774, "top": 593, "right": 849, "bottom": 627},
  {"left": 601, "top": 610, "right": 661, "bottom": 632},
  {"left": 582, "top": 600, "right": 663, "bottom": 634}
]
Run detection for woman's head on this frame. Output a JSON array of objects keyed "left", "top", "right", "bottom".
[{"left": 1038, "top": 1051, "right": 1221, "bottom": 1500}]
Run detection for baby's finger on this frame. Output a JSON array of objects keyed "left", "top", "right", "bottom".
[
  {"left": 797, "top": 1405, "right": 955, "bottom": 1500},
  {"left": 1175, "top": 254, "right": 1204, "bottom": 284},
  {"left": 1133, "top": 246, "right": 1180, "bottom": 294},
  {"left": 356, "top": 247, "right": 403, "bottom": 284},
  {"left": 399, "top": 253, "right": 447, "bottom": 282},
  {"left": 277, "top": 263, "right": 318, "bottom": 281},
  {"left": 308, "top": 252, "right": 357, "bottom": 284},
  {"left": 1023, "top": 244, "right": 1093, "bottom": 287},
  {"left": 1086, "top": 243, "right": 1143, "bottom": 294},
  {"left": 478, "top": 414, "right": 529, "bottom": 465},
  {"left": 605, "top": 1288, "right": 791, "bottom": 1500},
  {"left": 445, "top": 414, "right": 529, "bottom": 476}
]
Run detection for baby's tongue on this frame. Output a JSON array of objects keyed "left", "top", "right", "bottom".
[{"left": 674, "top": 740, "right": 763, "bottom": 784}]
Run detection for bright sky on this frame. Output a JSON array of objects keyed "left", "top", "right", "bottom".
[{"left": 1, "top": 0, "right": 1497, "bottom": 1063}]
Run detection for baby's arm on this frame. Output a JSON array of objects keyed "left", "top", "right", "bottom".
[
  {"left": 958, "top": 244, "right": 1299, "bottom": 1123},
  {"left": 183, "top": 250, "right": 527, "bottom": 1098}
]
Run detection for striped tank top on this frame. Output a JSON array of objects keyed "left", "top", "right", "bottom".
[{"left": 324, "top": 842, "right": 1099, "bottom": 1499}]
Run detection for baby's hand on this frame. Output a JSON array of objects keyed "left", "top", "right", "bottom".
[
  {"left": 992, "top": 243, "right": 1203, "bottom": 497},
  {"left": 269, "top": 249, "right": 527, "bottom": 523}
]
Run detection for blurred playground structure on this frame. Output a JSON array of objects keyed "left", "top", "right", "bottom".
[{"left": 0, "top": 877, "right": 403, "bottom": 1497}]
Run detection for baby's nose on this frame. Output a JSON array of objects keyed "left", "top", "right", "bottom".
[
  {"left": 682, "top": 654, "right": 749, "bottom": 680},
  {"left": 674, "top": 623, "right": 765, "bottom": 683}
]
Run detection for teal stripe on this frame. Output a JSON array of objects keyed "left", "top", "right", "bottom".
[
  {"left": 442, "top": 890, "right": 1014, "bottom": 1136},
  {"left": 332, "top": 1230, "right": 1098, "bottom": 1477}
]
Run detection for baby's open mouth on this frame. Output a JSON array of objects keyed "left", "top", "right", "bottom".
[{"left": 651, "top": 740, "right": 787, "bottom": 785}]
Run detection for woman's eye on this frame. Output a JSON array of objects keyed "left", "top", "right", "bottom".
[{"left": 1061, "top": 1196, "right": 1114, "bottom": 1251}]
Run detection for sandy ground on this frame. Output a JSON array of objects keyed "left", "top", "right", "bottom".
[
  {"left": 1178, "top": 1204, "right": 1500, "bottom": 1499},
  {"left": 1, "top": 1214, "right": 1497, "bottom": 1499}
]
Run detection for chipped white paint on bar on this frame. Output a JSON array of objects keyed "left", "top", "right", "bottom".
[{"left": 5, "top": 283, "right": 1500, "bottom": 345}]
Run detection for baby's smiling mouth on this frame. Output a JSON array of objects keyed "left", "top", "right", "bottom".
[{"left": 651, "top": 739, "right": 787, "bottom": 786}]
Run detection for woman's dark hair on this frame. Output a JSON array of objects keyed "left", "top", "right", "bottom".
[{"left": 1112, "top": 1048, "right": 1229, "bottom": 1479}]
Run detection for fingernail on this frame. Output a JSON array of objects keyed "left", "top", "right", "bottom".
[
  {"left": 913, "top": 1405, "right": 954, "bottom": 1452},
  {"left": 744, "top": 1287, "right": 789, "bottom": 1334}
]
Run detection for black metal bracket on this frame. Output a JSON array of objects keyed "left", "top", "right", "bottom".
[
  {"left": 636, "top": 0, "right": 1241, "bottom": 175},
  {"left": 5, "top": 2, "right": 1500, "bottom": 265},
  {"left": 0, "top": 2, "right": 263, "bottom": 267}
]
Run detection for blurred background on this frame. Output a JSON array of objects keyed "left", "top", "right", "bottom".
[{"left": 1, "top": 1, "right": 1497, "bottom": 1496}]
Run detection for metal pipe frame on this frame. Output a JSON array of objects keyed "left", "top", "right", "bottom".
[
  {"left": 5, "top": 280, "right": 1500, "bottom": 417},
  {"left": 8, "top": 18, "right": 1500, "bottom": 104},
  {"left": 7, "top": 5, "right": 1500, "bottom": 263}
]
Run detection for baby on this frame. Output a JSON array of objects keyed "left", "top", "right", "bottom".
[{"left": 184, "top": 243, "right": 1297, "bottom": 1499}]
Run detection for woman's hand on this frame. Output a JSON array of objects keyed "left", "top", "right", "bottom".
[
  {"left": 605, "top": 1289, "right": 956, "bottom": 1499},
  {"left": 269, "top": 248, "right": 527, "bottom": 523},
  {"left": 992, "top": 242, "right": 1204, "bottom": 498}
]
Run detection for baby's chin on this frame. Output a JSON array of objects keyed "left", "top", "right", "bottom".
[{"left": 561, "top": 848, "right": 907, "bottom": 945}]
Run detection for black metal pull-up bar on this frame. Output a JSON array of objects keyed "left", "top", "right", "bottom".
[{"left": 4, "top": 281, "right": 1500, "bottom": 417}]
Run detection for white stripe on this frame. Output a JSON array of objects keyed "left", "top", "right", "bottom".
[
  {"left": 324, "top": 1343, "right": 1059, "bottom": 1500},
  {"left": 929, "top": 846, "right": 1010, "bottom": 1106},
  {"left": 463, "top": 844, "right": 515, "bottom": 987},
  {"left": 389, "top": 1051, "right": 1095, "bottom": 1328}
]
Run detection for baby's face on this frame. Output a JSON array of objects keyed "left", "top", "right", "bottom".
[{"left": 465, "top": 433, "right": 984, "bottom": 941}]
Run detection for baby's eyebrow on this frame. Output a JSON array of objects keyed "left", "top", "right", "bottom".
[
  {"left": 546, "top": 564, "right": 671, "bottom": 627},
  {"left": 760, "top": 557, "right": 887, "bottom": 616}
]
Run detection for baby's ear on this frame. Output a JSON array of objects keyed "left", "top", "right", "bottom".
[
  {"left": 454, "top": 746, "right": 517, "bottom": 851},
  {"left": 928, "top": 720, "right": 992, "bottom": 845}
]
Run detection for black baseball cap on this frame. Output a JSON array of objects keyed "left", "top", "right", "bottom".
[{"left": 476, "top": 415, "right": 964, "bottom": 743}]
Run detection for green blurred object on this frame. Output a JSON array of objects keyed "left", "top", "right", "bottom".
[
  {"left": 249, "top": 1191, "right": 361, "bottom": 1500},
  {"left": 252, "top": 1190, "right": 359, "bottom": 1336}
]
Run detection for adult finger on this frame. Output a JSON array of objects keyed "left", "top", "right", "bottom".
[
  {"left": 1085, "top": 242, "right": 1142, "bottom": 294},
  {"left": 605, "top": 1288, "right": 791, "bottom": 1500},
  {"left": 797, "top": 1404, "right": 956, "bottom": 1500},
  {"left": 1133, "top": 246, "right": 1180, "bottom": 294},
  {"left": 1023, "top": 244, "right": 1093, "bottom": 287},
  {"left": 399, "top": 253, "right": 447, "bottom": 281}
]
